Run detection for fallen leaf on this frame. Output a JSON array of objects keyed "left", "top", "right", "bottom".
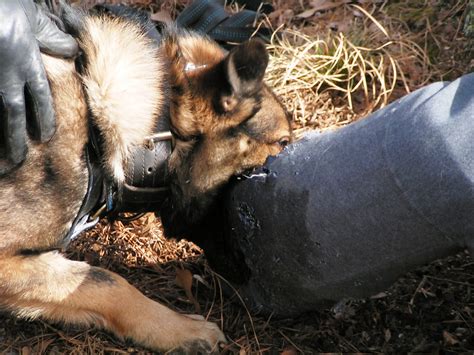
[
  {"left": 443, "top": 330, "right": 459, "bottom": 345},
  {"left": 311, "top": 0, "right": 351, "bottom": 12},
  {"left": 175, "top": 267, "right": 192, "bottom": 289},
  {"left": 296, "top": 8, "right": 317, "bottom": 19},
  {"left": 384, "top": 328, "right": 391, "bottom": 342},
  {"left": 175, "top": 267, "right": 201, "bottom": 313},
  {"left": 280, "top": 346, "right": 298, "bottom": 355},
  {"left": 297, "top": 0, "right": 350, "bottom": 18}
]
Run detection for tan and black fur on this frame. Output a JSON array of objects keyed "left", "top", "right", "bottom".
[{"left": 0, "top": 9, "right": 291, "bottom": 353}]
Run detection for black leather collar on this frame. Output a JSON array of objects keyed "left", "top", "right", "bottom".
[{"left": 112, "top": 130, "right": 173, "bottom": 214}]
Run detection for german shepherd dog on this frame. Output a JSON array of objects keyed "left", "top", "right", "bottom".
[{"left": 0, "top": 7, "right": 291, "bottom": 353}]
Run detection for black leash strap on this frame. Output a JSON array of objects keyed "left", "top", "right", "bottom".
[{"left": 64, "top": 123, "right": 105, "bottom": 242}]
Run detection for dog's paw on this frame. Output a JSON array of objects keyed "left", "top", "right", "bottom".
[{"left": 168, "top": 318, "right": 226, "bottom": 354}]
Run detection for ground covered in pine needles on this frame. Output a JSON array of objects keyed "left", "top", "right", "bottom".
[{"left": 1, "top": 0, "right": 473, "bottom": 353}]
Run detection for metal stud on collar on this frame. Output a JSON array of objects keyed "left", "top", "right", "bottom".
[{"left": 147, "top": 131, "right": 173, "bottom": 141}]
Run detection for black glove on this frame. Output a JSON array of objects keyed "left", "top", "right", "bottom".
[{"left": 0, "top": 0, "right": 78, "bottom": 175}]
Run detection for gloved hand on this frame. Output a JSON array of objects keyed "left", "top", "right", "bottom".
[{"left": 0, "top": 0, "right": 78, "bottom": 175}]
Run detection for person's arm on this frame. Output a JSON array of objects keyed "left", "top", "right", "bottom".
[{"left": 0, "top": 0, "right": 78, "bottom": 175}]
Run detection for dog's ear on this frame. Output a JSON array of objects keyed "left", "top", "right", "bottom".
[{"left": 220, "top": 39, "right": 269, "bottom": 112}]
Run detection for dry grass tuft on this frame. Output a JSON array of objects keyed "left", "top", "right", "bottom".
[
  {"left": 266, "top": 29, "right": 420, "bottom": 130},
  {"left": 264, "top": 0, "right": 471, "bottom": 134},
  {"left": 265, "top": 4, "right": 434, "bottom": 133}
]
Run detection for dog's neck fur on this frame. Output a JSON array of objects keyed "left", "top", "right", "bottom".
[{"left": 78, "top": 16, "right": 168, "bottom": 183}]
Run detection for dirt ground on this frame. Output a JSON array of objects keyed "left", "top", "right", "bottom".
[{"left": 1, "top": 0, "right": 473, "bottom": 353}]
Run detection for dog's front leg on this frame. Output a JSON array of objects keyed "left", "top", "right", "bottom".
[{"left": 0, "top": 251, "right": 225, "bottom": 353}]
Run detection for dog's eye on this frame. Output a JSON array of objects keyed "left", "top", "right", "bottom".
[{"left": 278, "top": 137, "right": 290, "bottom": 148}]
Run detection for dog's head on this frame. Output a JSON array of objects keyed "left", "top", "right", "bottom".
[
  {"left": 161, "top": 32, "right": 292, "bottom": 233},
  {"left": 59, "top": 7, "right": 290, "bottom": 232}
]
